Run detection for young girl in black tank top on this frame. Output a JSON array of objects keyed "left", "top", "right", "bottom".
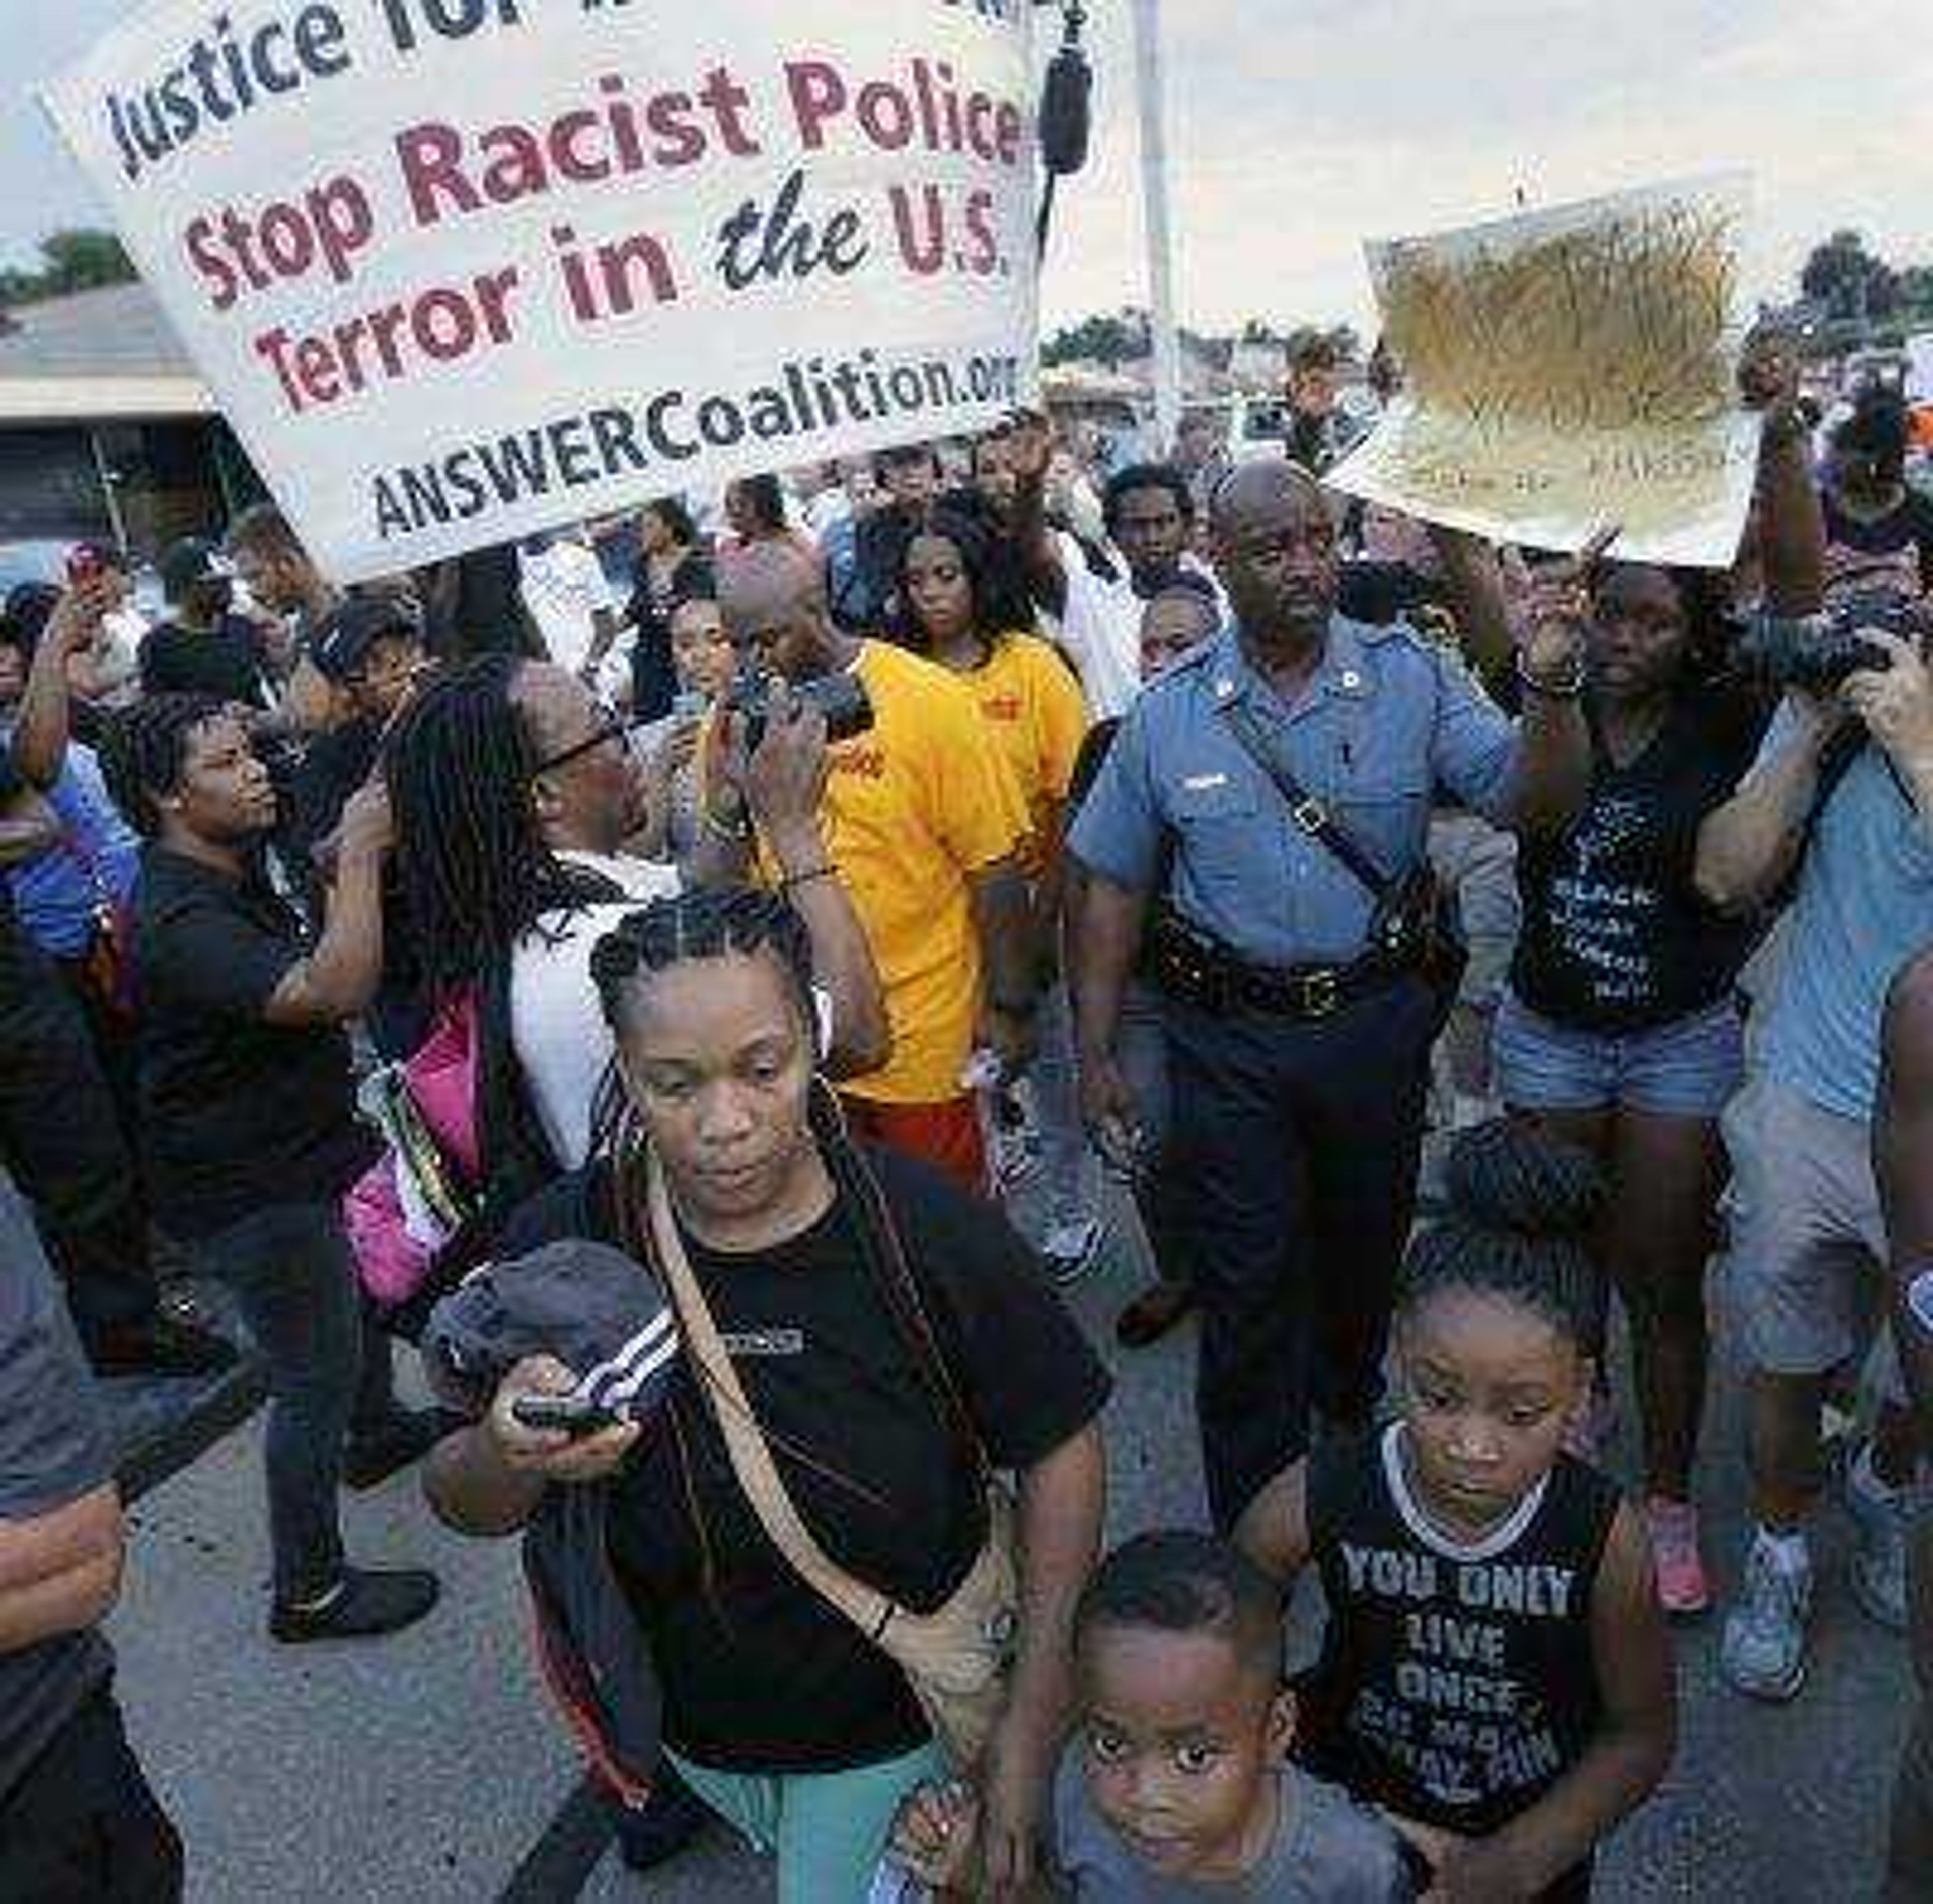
[{"left": 1239, "top": 1122, "right": 1676, "bottom": 1901}]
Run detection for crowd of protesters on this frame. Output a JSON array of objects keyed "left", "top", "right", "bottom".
[{"left": 2, "top": 325, "right": 1932, "bottom": 1902}]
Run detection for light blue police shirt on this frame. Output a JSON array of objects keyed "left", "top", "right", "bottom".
[{"left": 1069, "top": 617, "right": 1519, "bottom": 967}]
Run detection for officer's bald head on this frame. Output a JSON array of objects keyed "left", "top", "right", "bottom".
[
  {"left": 718, "top": 542, "right": 835, "bottom": 684},
  {"left": 1208, "top": 459, "right": 1327, "bottom": 540},
  {"left": 1208, "top": 458, "right": 1340, "bottom": 646}
]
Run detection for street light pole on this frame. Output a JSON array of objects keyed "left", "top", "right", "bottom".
[{"left": 1132, "top": 0, "right": 1182, "bottom": 454}]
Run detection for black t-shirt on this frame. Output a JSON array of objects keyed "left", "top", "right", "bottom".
[
  {"left": 1511, "top": 688, "right": 1769, "bottom": 1033},
  {"left": 624, "top": 549, "right": 715, "bottom": 722},
  {"left": 137, "top": 613, "right": 272, "bottom": 706},
  {"left": 286, "top": 718, "right": 381, "bottom": 878},
  {"left": 1822, "top": 487, "right": 1933, "bottom": 593},
  {"left": 131, "top": 846, "right": 375, "bottom": 1238},
  {"left": 1299, "top": 1424, "right": 1620, "bottom": 1842},
  {"left": 500, "top": 1146, "right": 1111, "bottom": 1773}
]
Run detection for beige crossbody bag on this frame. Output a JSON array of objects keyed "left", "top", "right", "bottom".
[{"left": 639, "top": 1149, "right": 1019, "bottom": 1770}]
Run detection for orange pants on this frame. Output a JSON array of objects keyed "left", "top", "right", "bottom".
[{"left": 840, "top": 1093, "right": 989, "bottom": 1198}]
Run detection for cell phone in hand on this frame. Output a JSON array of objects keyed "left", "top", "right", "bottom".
[{"left": 510, "top": 1393, "right": 621, "bottom": 1437}]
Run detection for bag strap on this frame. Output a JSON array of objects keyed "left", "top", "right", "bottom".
[
  {"left": 640, "top": 1148, "right": 898, "bottom": 1642},
  {"left": 1217, "top": 696, "right": 1398, "bottom": 903}
]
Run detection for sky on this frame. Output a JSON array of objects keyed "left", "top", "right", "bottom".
[{"left": 3, "top": 0, "right": 1927, "bottom": 335}]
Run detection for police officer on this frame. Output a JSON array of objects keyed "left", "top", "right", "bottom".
[{"left": 1070, "top": 461, "right": 1593, "bottom": 1528}]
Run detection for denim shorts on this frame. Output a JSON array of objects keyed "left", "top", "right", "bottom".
[{"left": 1495, "top": 991, "right": 1744, "bottom": 1119}]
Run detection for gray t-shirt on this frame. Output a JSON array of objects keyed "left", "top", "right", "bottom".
[
  {"left": 0, "top": 1195, "right": 115, "bottom": 1802},
  {"left": 1053, "top": 1754, "right": 1413, "bottom": 1901}
]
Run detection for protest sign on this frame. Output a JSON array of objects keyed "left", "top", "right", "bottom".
[
  {"left": 1328, "top": 179, "right": 1758, "bottom": 568},
  {"left": 42, "top": 0, "right": 1037, "bottom": 582}
]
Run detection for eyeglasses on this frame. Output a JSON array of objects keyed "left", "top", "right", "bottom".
[{"left": 530, "top": 708, "right": 655, "bottom": 778}]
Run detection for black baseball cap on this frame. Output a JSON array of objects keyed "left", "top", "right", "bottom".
[
  {"left": 159, "top": 536, "right": 234, "bottom": 603},
  {"left": 311, "top": 592, "right": 423, "bottom": 684}
]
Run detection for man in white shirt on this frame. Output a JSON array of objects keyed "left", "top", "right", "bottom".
[
  {"left": 519, "top": 529, "right": 620, "bottom": 682},
  {"left": 996, "top": 416, "right": 1225, "bottom": 719},
  {"left": 385, "top": 656, "right": 887, "bottom": 1173}
]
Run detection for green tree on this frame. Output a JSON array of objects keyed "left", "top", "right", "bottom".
[
  {"left": 1042, "top": 311, "right": 1146, "bottom": 369},
  {"left": 0, "top": 229, "right": 136, "bottom": 309},
  {"left": 1800, "top": 229, "right": 1899, "bottom": 324}
]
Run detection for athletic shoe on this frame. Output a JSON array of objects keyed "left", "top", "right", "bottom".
[
  {"left": 1040, "top": 1216, "right": 1105, "bottom": 1287},
  {"left": 988, "top": 1094, "right": 1042, "bottom": 1191},
  {"left": 1847, "top": 1447, "right": 1911, "bottom": 1632},
  {"left": 270, "top": 1566, "right": 440, "bottom": 1644},
  {"left": 1720, "top": 1535, "right": 1812, "bottom": 1701},
  {"left": 1645, "top": 1497, "right": 1712, "bottom": 1617}
]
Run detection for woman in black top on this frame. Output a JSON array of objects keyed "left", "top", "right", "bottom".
[
  {"left": 1820, "top": 386, "right": 1933, "bottom": 598},
  {"left": 1494, "top": 370, "right": 1822, "bottom": 1616},
  {"left": 425, "top": 887, "right": 1108, "bottom": 1899},
  {"left": 107, "top": 696, "right": 440, "bottom": 1643},
  {"left": 606, "top": 498, "right": 713, "bottom": 721}
]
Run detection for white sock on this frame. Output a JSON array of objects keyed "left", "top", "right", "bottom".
[{"left": 1754, "top": 1526, "right": 1809, "bottom": 1574}]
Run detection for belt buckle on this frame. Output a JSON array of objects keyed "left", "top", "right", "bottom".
[{"left": 1297, "top": 969, "right": 1341, "bottom": 1017}]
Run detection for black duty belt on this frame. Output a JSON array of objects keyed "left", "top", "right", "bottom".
[{"left": 1146, "top": 907, "right": 1402, "bottom": 1021}]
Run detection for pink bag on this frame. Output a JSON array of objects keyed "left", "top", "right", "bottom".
[{"left": 344, "top": 994, "right": 484, "bottom": 1308}]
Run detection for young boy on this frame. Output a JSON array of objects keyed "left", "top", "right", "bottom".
[{"left": 884, "top": 1532, "right": 1414, "bottom": 1899}]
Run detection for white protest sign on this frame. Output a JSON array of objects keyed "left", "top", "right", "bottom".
[
  {"left": 1329, "top": 178, "right": 1759, "bottom": 568},
  {"left": 43, "top": 0, "right": 1037, "bottom": 582}
]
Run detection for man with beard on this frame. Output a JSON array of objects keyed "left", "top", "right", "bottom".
[{"left": 1069, "top": 459, "right": 1592, "bottom": 1529}]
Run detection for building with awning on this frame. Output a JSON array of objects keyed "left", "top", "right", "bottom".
[{"left": 0, "top": 281, "right": 261, "bottom": 570}]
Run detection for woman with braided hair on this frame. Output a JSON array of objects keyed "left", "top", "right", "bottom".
[
  {"left": 108, "top": 694, "right": 441, "bottom": 1643},
  {"left": 425, "top": 885, "right": 1108, "bottom": 1899}
]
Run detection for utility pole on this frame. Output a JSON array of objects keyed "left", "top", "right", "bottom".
[{"left": 1132, "top": 0, "right": 1182, "bottom": 454}]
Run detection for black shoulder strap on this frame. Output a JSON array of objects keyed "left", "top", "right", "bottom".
[{"left": 1218, "top": 696, "right": 1397, "bottom": 903}]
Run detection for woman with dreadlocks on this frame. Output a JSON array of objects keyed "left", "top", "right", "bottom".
[
  {"left": 383, "top": 653, "right": 888, "bottom": 1181},
  {"left": 425, "top": 886, "right": 1108, "bottom": 1899},
  {"left": 107, "top": 693, "right": 441, "bottom": 1643}
]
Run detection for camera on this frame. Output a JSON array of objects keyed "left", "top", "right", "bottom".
[
  {"left": 1737, "top": 589, "right": 1926, "bottom": 692},
  {"left": 723, "top": 668, "right": 874, "bottom": 752}
]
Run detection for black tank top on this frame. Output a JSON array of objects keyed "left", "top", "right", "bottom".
[{"left": 1299, "top": 1423, "right": 1621, "bottom": 1841}]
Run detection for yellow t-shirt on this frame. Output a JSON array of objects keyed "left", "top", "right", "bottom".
[
  {"left": 958, "top": 634, "right": 1089, "bottom": 871},
  {"left": 767, "top": 641, "right": 1028, "bottom": 1106}
]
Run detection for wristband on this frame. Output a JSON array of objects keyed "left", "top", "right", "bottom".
[{"left": 781, "top": 864, "right": 835, "bottom": 893}]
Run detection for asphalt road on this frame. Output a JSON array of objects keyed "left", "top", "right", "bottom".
[{"left": 102, "top": 1186, "right": 1917, "bottom": 1901}]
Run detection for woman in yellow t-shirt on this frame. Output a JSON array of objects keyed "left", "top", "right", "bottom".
[
  {"left": 893, "top": 508, "right": 1089, "bottom": 875},
  {"left": 894, "top": 506, "right": 1104, "bottom": 1283}
]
